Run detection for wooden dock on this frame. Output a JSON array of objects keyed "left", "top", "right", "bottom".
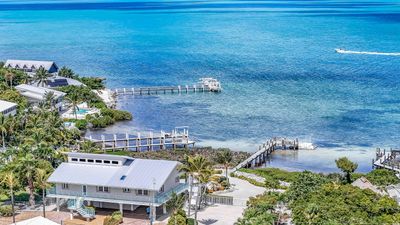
[
  {"left": 81, "top": 127, "right": 195, "bottom": 152},
  {"left": 233, "top": 137, "right": 299, "bottom": 171},
  {"left": 114, "top": 85, "right": 216, "bottom": 96},
  {"left": 373, "top": 148, "right": 400, "bottom": 173}
]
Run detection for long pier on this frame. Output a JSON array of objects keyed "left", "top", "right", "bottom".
[
  {"left": 233, "top": 137, "right": 299, "bottom": 171},
  {"left": 114, "top": 85, "right": 216, "bottom": 96},
  {"left": 81, "top": 127, "right": 195, "bottom": 152},
  {"left": 373, "top": 148, "right": 400, "bottom": 173}
]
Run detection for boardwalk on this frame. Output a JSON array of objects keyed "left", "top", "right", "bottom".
[
  {"left": 373, "top": 148, "right": 400, "bottom": 173},
  {"left": 82, "top": 127, "right": 194, "bottom": 152},
  {"left": 114, "top": 85, "right": 216, "bottom": 95},
  {"left": 233, "top": 137, "right": 299, "bottom": 171}
]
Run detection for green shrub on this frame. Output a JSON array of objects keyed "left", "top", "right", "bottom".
[
  {"left": 111, "top": 211, "right": 123, "bottom": 223},
  {"left": 366, "top": 169, "right": 399, "bottom": 186},
  {"left": 74, "top": 119, "right": 88, "bottom": 130},
  {"left": 264, "top": 176, "right": 280, "bottom": 189},
  {"left": 103, "top": 215, "right": 119, "bottom": 225},
  {"left": 101, "top": 108, "right": 132, "bottom": 121},
  {"left": 0, "top": 205, "right": 13, "bottom": 217}
]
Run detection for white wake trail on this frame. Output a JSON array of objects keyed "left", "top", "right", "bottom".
[{"left": 335, "top": 48, "right": 400, "bottom": 56}]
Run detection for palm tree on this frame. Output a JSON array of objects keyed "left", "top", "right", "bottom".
[
  {"left": 43, "top": 92, "right": 56, "bottom": 110},
  {"left": 65, "top": 92, "right": 82, "bottom": 119},
  {"left": 35, "top": 168, "right": 52, "bottom": 218},
  {"left": 15, "top": 154, "right": 38, "bottom": 207},
  {"left": 58, "top": 66, "right": 75, "bottom": 78},
  {"left": 179, "top": 155, "right": 212, "bottom": 225},
  {"left": 166, "top": 192, "right": 186, "bottom": 225},
  {"left": 34, "top": 67, "right": 51, "bottom": 87},
  {"left": 0, "top": 113, "right": 8, "bottom": 149},
  {"left": 4, "top": 69, "right": 15, "bottom": 88},
  {"left": 1, "top": 171, "right": 19, "bottom": 224},
  {"left": 215, "top": 149, "right": 233, "bottom": 184}
]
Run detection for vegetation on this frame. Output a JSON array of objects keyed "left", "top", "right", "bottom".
[
  {"left": 0, "top": 172, "right": 18, "bottom": 222},
  {"left": 58, "top": 66, "right": 105, "bottom": 89},
  {"left": 237, "top": 158, "right": 400, "bottom": 225},
  {"left": 335, "top": 157, "right": 358, "bottom": 183},
  {"left": 167, "top": 192, "right": 188, "bottom": 225},
  {"left": 179, "top": 155, "right": 213, "bottom": 225},
  {"left": 215, "top": 149, "right": 233, "bottom": 183},
  {"left": 235, "top": 192, "right": 280, "bottom": 225},
  {"left": 0, "top": 204, "right": 13, "bottom": 217}
]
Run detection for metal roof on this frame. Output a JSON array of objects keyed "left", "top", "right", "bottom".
[
  {"left": 48, "top": 153, "right": 180, "bottom": 191},
  {"left": 4, "top": 59, "right": 57, "bottom": 71},
  {"left": 0, "top": 99, "right": 17, "bottom": 112},
  {"left": 15, "top": 84, "right": 66, "bottom": 100}
]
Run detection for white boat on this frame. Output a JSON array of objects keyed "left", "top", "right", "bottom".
[
  {"left": 335, "top": 48, "right": 346, "bottom": 53},
  {"left": 199, "top": 77, "right": 222, "bottom": 92}
]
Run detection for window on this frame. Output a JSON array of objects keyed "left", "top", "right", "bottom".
[
  {"left": 123, "top": 188, "right": 130, "bottom": 193},
  {"left": 62, "top": 183, "right": 69, "bottom": 189},
  {"left": 71, "top": 158, "right": 78, "bottom": 162},
  {"left": 175, "top": 176, "right": 180, "bottom": 183},
  {"left": 87, "top": 159, "right": 94, "bottom": 163},
  {"left": 79, "top": 158, "right": 86, "bottom": 162},
  {"left": 160, "top": 185, "right": 164, "bottom": 193},
  {"left": 112, "top": 161, "right": 119, "bottom": 165},
  {"left": 136, "top": 189, "right": 149, "bottom": 196},
  {"left": 103, "top": 160, "right": 110, "bottom": 164},
  {"left": 95, "top": 160, "right": 102, "bottom": 163},
  {"left": 97, "top": 186, "right": 110, "bottom": 193},
  {"left": 120, "top": 175, "right": 127, "bottom": 181}
]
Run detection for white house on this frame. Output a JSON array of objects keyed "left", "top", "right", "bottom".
[
  {"left": 47, "top": 153, "right": 187, "bottom": 219},
  {"left": 15, "top": 84, "right": 66, "bottom": 111},
  {"left": 0, "top": 99, "right": 17, "bottom": 116},
  {"left": 4, "top": 59, "right": 58, "bottom": 75}
]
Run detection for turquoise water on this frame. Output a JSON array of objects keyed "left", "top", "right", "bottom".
[
  {"left": 75, "top": 108, "right": 89, "bottom": 115},
  {"left": 1, "top": 0, "right": 400, "bottom": 172}
]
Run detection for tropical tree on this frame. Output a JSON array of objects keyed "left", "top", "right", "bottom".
[
  {"left": 65, "top": 91, "right": 82, "bottom": 119},
  {"left": 1, "top": 171, "right": 19, "bottom": 224},
  {"left": 0, "top": 113, "right": 8, "bottom": 149},
  {"left": 35, "top": 168, "right": 52, "bottom": 218},
  {"left": 167, "top": 192, "right": 187, "bottom": 225},
  {"left": 215, "top": 149, "right": 233, "bottom": 183},
  {"left": 58, "top": 66, "right": 75, "bottom": 78},
  {"left": 335, "top": 157, "right": 358, "bottom": 184},
  {"left": 179, "top": 155, "right": 212, "bottom": 225},
  {"left": 4, "top": 69, "right": 15, "bottom": 88},
  {"left": 34, "top": 67, "right": 51, "bottom": 87}
]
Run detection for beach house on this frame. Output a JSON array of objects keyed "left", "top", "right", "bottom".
[
  {"left": 0, "top": 100, "right": 17, "bottom": 116},
  {"left": 4, "top": 59, "right": 59, "bottom": 75},
  {"left": 47, "top": 153, "right": 187, "bottom": 219},
  {"left": 15, "top": 84, "right": 66, "bottom": 111}
]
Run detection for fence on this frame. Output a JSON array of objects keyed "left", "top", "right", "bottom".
[{"left": 205, "top": 194, "right": 234, "bottom": 205}]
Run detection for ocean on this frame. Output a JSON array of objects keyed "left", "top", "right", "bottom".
[{"left": 1, "top": 0, "right": 400, "bottom": 172}]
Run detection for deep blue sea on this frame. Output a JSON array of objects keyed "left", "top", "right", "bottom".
[{"left": 1, "top": 0, "right": 400, "bottom": 172}]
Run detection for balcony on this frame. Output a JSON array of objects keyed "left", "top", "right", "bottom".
[{"left": 47, "top": 183, "right": 188, "bottom": 206}]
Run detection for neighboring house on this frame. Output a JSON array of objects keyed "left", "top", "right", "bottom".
[
  {"left": 47, "top": 152, "right": 188, "bottom": 219},
  {"left": 4, "top": 59, "right": 59, "bottom": 75},
  {"left": 0, "top": 99, "right": 17, "bottom": 116},
  {"left": 15, "top": 84, "right": 66, "bottom": 111},
  {"left": 351, "top": 177, "right": 386, "bottom": 195},
  {"left": 10, "top": 216, "right": 60, "bottom": 225}
]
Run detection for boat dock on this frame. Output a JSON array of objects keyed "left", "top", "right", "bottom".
[
  {"left": 81, "top": 127, "right": 195, "bottom": 151},
  {"left": 233, "top": 137, "right": 300, "bottom": 171},
  {"left": 373, "top": 148, "right": 400, "bottom": 173},
  {"left": 114, "top": 78, "right": 222, "bottom": 95}
]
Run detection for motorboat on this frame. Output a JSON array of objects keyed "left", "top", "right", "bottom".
[{"left": 199, "top": 77, "right": 222, "bottom": 92}]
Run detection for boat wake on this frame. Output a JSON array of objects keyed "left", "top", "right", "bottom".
[{"left": 335, "top": 48, "right": 400, "bottom": 56}]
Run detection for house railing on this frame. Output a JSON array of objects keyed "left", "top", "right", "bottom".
[{"left": 47, "top": 183, "right": 188, "bottom": 204}]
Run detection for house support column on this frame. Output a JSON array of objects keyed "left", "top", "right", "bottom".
[
  {"left": 151, "top": 206, "right": 156, "bottom": 221},
  {"left": 56, "top": 198, "right": 60, "bottom": 212},
  {"left": 163, "top": 204, "right": 167, "bottom": 214},
  {"left": 87, "top": 200, "right": 91, "bottom": 206},
  {"left": 131, "top": 204, "right": 134, "bottom": 211},
  {"left": 119, "top": 203, "right": 123, "bottom": 216}
]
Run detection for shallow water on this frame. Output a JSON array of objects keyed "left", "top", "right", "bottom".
[{"left": 1, "top": 0, "right": 400, "bottom": 172}]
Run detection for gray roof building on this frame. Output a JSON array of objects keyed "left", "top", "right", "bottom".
[
  {"left": 48, "top": 153, "right": 179, "bottom": 191},
  {"left": 4, "top": 59, "right": 59, "bottom": 74}
]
